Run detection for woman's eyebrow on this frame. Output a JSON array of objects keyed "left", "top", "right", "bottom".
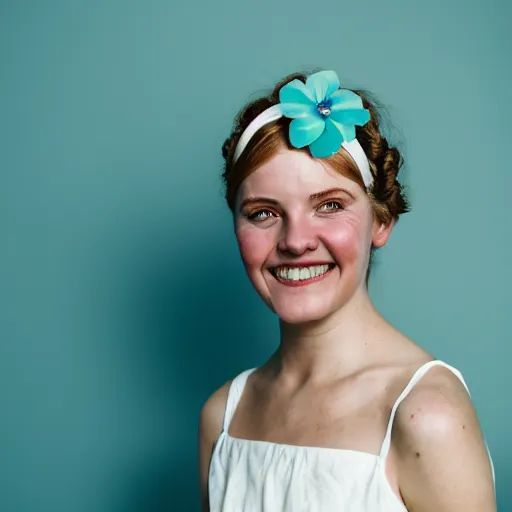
[
  {"left": 239, "top": 188, "right": 355, "bottom": 212},
  {"left": 309, "top": 187, "right": 355, "bottom": 201},
  {"left": 239, "top": 197, "right": 279, "bottom": 211}
]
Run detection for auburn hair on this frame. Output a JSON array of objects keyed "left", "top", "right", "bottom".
[{"left": 221, "top": 72, "right": 410, "bottom": 225}]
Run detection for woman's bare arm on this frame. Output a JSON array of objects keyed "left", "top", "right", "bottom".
[
  {"left": 198, "top": 381, "right": 231, "bottom": 512},
  {"left": 394, "top": 367, "right": 496, "bottom": 512}
]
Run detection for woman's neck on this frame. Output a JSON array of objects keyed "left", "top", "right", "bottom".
[{"left": 273, "top": 288, "right": 395, "bottom": 384}]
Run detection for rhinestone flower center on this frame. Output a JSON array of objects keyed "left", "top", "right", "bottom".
[{"left": 317, "top": 100, "right": 332, "bottom": 117}]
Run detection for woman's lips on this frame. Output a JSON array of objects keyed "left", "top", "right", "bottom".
[{"left": 270, "top": 263, "right": 336, "bottom": 287}]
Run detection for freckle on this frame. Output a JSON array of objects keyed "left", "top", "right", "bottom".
[
  {"left": 462, "top": 425, "right": 465, "bottom": 429},
  {"left": 415, "top": 452, "right": 420, "bottom": 458}
]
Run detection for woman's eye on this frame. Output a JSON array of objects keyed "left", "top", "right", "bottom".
[
  {"left": 248, "top": 209, "right": 275, "bottom": 221},
  {"left": 319, "top": 201, "right": 343, "bottom": 212}
]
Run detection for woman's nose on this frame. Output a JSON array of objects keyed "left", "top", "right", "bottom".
[{"left": 277, "top": 217, "right": 318, "bottom": 256}]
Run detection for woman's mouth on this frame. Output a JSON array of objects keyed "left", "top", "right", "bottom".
[{"left": 270, "top": 263, "right": 335, "bottom": 286}]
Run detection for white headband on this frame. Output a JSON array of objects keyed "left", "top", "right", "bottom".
[{"left": 232, "top": 104, "right": 374, "bottom": 189}]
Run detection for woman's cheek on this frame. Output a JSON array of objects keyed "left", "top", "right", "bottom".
[
  {"left": 236, "top": 225, "right": 274, "bottom": 268},
  {"left": 324, "top": 222, "right": 364, "bottom": 263}
]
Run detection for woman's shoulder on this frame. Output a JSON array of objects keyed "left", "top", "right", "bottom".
[
  {"left": 377, "top": 345, "right": 482, "bottom": 448},
  {"left": 199, "top": 380, "right": 232, "bottom": 445},
  {"left": 391, "top": 361, "right": 495, "bottom": 509},
  {"left": 394, "top": 360, "right": 474, "bottom": 426},
  {"left": 396, "top": 378, "right": 495, "bottom": 508},
  {"left": 393, "top": 360, "right": 479, "bottom": 440},
  {"left": 199, "top": 368, "right": 255, "bottom": 443}
]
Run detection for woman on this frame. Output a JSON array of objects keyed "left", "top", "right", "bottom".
[{"left": 198, "top": 70, "right": 496, "bottom": 511}]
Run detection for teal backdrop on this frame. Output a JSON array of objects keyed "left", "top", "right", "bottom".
[{"left": 1, "top": 0, "right": 510, "bottom": 510}]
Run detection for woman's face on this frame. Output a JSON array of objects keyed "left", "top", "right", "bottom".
[{"left": 234, "top": 149, "right": 392, "bottom": 324}]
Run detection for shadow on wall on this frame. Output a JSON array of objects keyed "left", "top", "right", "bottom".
[{"left": 110, "top": 221, "right": 272, "bottom": 512}]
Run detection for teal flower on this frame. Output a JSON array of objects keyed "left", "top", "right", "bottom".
[{"left": 278, "top": 70, "right": 370, "bottom": 158}]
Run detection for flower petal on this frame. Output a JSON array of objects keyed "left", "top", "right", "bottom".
[
  {"left": 329, "top": 108, "right": 370, "bottom": 126},
  {"left": 289, "top": 115, "right": 325, "bottom": 148},
  {"left": 280, "top": 102, "right": 316, "bottom": 119},
  {"left": 279, "top": 79, "right": 315, "bottom": 105},
  {"left": 309, "top": 118, "right": 344, "bottom": 157},
  {"left": 330, "top": 89, "right": 364, "bottom": 110},
  {"left": 330, "top": 119, "right": 356, "bottom": 142},
  {"left": 306, "top": 70, "right": 340, "bottom": 104}
]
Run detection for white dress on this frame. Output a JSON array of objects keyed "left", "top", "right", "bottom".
[{"left": 209, "top": 360, "right": 495, "bottom": 511}]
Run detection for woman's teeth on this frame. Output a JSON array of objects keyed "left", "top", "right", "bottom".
[{"left": 273, "top": 264, "right": 331, "bottom": 281}]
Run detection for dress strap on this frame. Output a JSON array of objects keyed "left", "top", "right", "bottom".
[
  {"left": 222, "top": 368, "right": 257, "bottom": 432},
  {"left": 379, "top": 360, "right": 469, "bottom": 460}
]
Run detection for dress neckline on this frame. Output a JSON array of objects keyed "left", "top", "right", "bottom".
[{"left": 223, "top": 430, "right": 382, "bottom": 460}]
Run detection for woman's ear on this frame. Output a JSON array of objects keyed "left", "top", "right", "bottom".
[{"left": 372, "top": 219, "right": 395, "bottom": 248}]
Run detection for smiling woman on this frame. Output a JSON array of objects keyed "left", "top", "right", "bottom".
[{"left": 198, "top": 71, "right": 496, "bottom": 512}]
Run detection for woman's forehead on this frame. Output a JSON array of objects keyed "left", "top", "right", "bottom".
[{"left": 238, "top": 149, "right": 361, "bottom": 199}]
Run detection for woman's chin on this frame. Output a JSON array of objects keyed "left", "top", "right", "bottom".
[{"left": 272, "top": 301, "right": 336, "bottom": 325}]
